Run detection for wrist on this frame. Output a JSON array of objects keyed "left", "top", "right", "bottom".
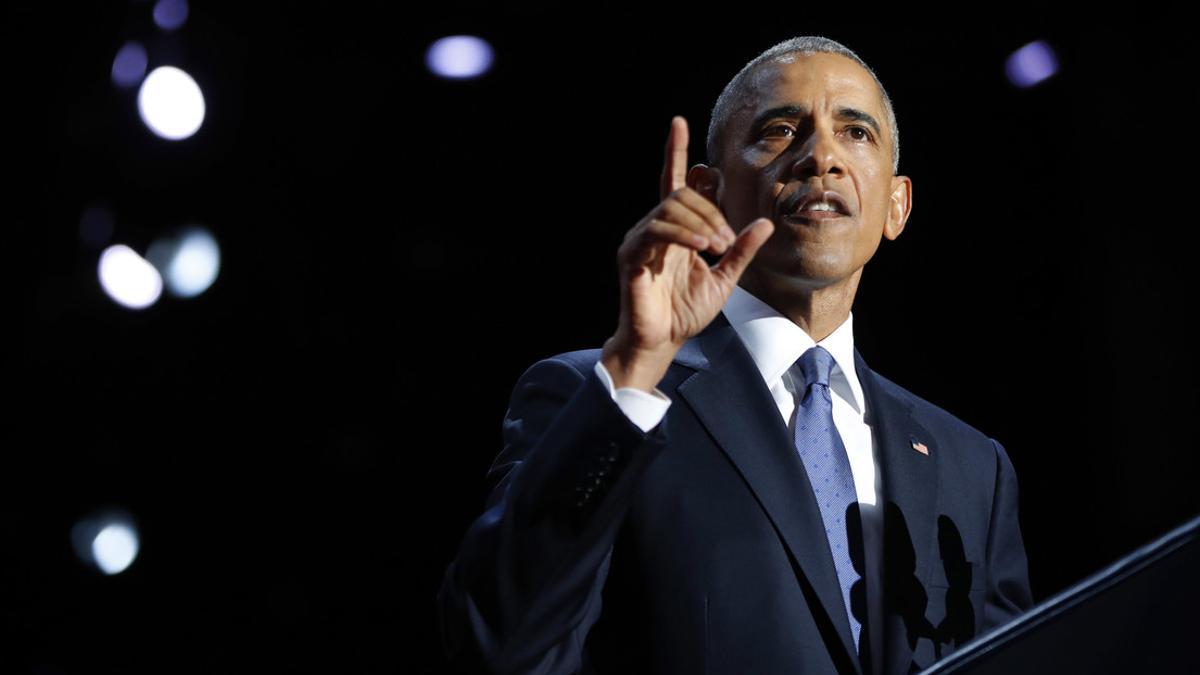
[{"left": 600, "top": 334, "right": 677, "bottom": 393}]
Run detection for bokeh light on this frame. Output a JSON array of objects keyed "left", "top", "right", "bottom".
[
  {"left": 153, "top": 0, "right": 189, "bottom": 31},
  {"left": 425, "top": 35, "right": 494, "bottom": 79},
  {"left": 111, "top": 41, "right": 148, "bottom": 88},
  {"left": 137, "top": 65, "right": 206, "bottom": 140},
  {"left": 98, "top": 244, "right": 163, "bottom": 309},
  {"left": 146, "top": 225, "right": 221, "bottom": 298},
  {"left": 71, "top": 510, "right": 140, "bottom": 576},
  {"left": 1006, "top": 40, "right": 1059, "bottom": 88}
]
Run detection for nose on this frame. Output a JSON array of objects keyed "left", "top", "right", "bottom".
[{"left": 789, "top": 122, "right": 845, "bottom": 180}]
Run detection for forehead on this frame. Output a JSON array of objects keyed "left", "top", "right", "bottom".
[{"left": 738, "top": 52, "right": 884, "bottom": 124}]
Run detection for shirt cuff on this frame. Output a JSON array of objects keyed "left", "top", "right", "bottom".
[{"left": 593, "top": 360, "right": 672, "bottom": 433}]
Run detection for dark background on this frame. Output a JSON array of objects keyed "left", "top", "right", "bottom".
[{"left": 5, "top": 4, "right": 1197, "bottom": 673}]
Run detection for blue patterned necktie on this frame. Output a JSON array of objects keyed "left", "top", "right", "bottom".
[{"left": 793, "top": 345, "right": 863, "bottom": 653}]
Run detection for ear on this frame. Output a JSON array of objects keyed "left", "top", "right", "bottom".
[
  {"left": 883, "top": 174, "right": 912, "bottom": 241},
  {"left": 687, "top": 163, "right": 724, "bottom": 207}
]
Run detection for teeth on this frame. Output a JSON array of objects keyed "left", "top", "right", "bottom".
[{"left": 800, "top": 201, "right": 838, "bottom": 212}]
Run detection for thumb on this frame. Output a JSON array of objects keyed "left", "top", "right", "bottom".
[{"left": 713, "top": 218, "right": 774, "bottom": 284}]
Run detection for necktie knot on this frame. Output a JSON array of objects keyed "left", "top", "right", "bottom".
[{"left": 798, "top": 345, "right": 836, "bottom": 390}]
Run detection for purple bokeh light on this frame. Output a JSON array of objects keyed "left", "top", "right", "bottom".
[
  {"left": 425, "top": 35, "right": 494, "bottom": 80},
  {"left": 111, "top": 41, "right": 148, "bottom": 88},
  {"left": 153, "top": 0, "right": 189, "bottom": 31},
  {"left": 1006, "top": 40, "right": 1059, "bottom": 88}
]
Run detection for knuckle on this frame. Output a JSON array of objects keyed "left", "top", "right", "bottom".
[
  {"left": 658, "top": 200, "right": 681, "bottom": 219},
  {"left": 703, "top": 205, "right": 727, "bottom": 229}
]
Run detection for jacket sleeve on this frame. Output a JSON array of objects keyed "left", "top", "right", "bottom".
[
  {"left": 437, "top": 357, "right": 670, "bottom": 674},
  {"left": 981, "top": 437, "right": 1035, "bottom": 631}
]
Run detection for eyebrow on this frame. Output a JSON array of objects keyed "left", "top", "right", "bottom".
[{"left": 749, "top": 104, "right": 883, "bottom": 140}]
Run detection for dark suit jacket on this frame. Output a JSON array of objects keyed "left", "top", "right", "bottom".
[{"left": 438, "top": 311, "right": 1034, "bottom": 674}]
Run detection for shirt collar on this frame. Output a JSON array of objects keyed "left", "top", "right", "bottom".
[{"left": 720, "top": 283, "right": 865, "bottom": 415}]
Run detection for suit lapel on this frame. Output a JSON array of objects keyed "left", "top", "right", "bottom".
[
  {"left": 672, "top": 314, "right": 941, "bottom": 675},
  {"left": 852, "top": 348, "right": 940, "bottom": 675},
  {"left": 674, "top": 313, "right": 864, "bottom": 675}
]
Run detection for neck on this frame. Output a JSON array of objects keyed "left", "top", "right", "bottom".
[{"left": 738, "top": 267, "right": 861, "bottom": 343}]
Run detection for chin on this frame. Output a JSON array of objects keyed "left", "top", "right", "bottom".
[{"left": 755, "top": 257, "right": 845, "bottom": 289}]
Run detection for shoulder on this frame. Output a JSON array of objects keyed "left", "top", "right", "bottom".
[
  {"left": 504, "top": 348, "right": 606, "bottom": 405},
  {"left": 543, "top": 348, "right": 605, "bottom": 377},
  {"left": 509, "top": 348, "right": 603, "bottom": 386},
  {"left": 869, "top": 367, "right": 1004, "bottom": 466}
]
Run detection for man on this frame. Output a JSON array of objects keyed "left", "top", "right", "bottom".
[{"left": 438, "top": 35, "right": 1034, "bottom": 675}]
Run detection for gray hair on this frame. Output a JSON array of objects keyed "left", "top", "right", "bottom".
[{"left": 704, "top": 36, "right": 900, "bottom": 175}]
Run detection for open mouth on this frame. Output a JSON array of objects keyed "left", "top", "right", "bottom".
[
  {"left": 782, "top": 190, "right": 852, "bottom": 222},
  {"left": 784, "top": 210, "right": 848, "bottom": 222}
]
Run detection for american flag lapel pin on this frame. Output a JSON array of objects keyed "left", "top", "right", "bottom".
[{"left": 911, "top": 439, "right": 930, "bottom": 456}]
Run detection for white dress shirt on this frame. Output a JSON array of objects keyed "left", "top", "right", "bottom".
[
  {"left": 594, "top": 283, "right": 879, "bottom": 507},
  {"left": 595, "top": 286, "right": 885, "bottom": 654}
]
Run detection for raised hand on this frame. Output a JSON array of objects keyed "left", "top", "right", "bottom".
[{"left": 600, "top": 115, "right": 774, "bottom": 393}]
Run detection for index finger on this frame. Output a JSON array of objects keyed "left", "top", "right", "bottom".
[{"left": 659, "top": 115, "right": 689, "bottom": 201}]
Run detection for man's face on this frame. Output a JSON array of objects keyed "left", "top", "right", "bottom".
[{"left": 696, "top": 52, "right": 912, "bottom": 294}]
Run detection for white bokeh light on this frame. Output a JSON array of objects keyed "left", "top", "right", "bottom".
[
  {"left": 147, "top": 226, "right": 221, "bottom": 298},
  {"left": 137, "top": 65, "right": 206, "bottom": 140},
  {"left": 425, "top": 35, "right": 494, "bottom": 79},
  {"left": 98, "top": 244, "right": 163, "bottom": 309},
  {"left": 72, "top": 510, "right": 140, "bottom": 576},
  {"left": 92, "top": 524, "right": 140, "bottom": 575}
]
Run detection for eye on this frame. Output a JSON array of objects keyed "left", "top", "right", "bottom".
[
  {"left": 760, "top": 124, "right": 795, "bottom": 139},
  {"left": 759, "top": 124, "right": 873, "bottom": 142},
  {"left": 847, "top": 125, "right": 873, "bottom": 142}
]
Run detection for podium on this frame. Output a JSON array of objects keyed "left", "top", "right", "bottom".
[{"left": 920, "top": 512, "right": 1200, "bottom": 674}]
